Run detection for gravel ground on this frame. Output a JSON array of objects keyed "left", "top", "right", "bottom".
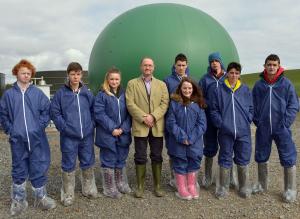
[{"left": 1, "top": 116, "right": 300, "bottom": 219}]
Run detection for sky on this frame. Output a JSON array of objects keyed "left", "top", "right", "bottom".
[{"left": 1, "top": 0, "right": 299, "bottom": 83}]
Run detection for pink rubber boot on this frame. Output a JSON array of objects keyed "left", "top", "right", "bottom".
[
  {"left": 187, "top": 172, "right": 199, "bottom": 199},
  {"left": 175, "top": 173, "right": 192, "bottom": 200}
]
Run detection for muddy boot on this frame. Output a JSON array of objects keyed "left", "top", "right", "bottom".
[
  {"left": 115, "top": 167, "right": 132, "bottom": 194},
  {"left": 135, "top": 164, "right": 146, "bottom": 198},
  {"left": 252, "top": 162, "right": 268, "bottom": 194},
  {"left": 175, "top": 173, "right": 192, "bottom": 200},
  {"left": 10, "top": 182, "right": 28, "bottom": 216},
  {"left": 61, "top": 171, "right": 75, "bottom": 206},
  {"left": 152, "top": 163, "right": 165, "bottom": 197},
  {"left": 187, "top": 171, "right": 199, "bottom": 199},
  {"left": 230, "top": 165, "right": 238, "bottom": 189},
  {"left": 215, "top": 166, "right": 230, "bottom": 199},
  {"left": 81, "top": 167, "right": 99, "bottom": 198},
  {"left": 168, "top": 159, "right": 176, "bottom": 189},
  {"left": 237, "top": 165, "right": 251, "bottom": 198},
  {"left": 202, "top": 157, "right": 213, "bottom": 189},
  {"left": 32, "top": 185, "right": 56, "bottom": 210},
  {"left": 282, "top": 165, "right": 297, "bottom": 203},
  {"left": 102, "top": 167, "right": 122, "bottom": 199}
]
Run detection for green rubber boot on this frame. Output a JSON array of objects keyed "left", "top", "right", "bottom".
[
  {"left": 135, "top": 164, "right": 146, "bottom": 198},
  {"left": 152, "top": 163, "right": 165, "bottom": 197}
]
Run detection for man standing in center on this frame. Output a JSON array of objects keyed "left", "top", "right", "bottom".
[{"left": 126, "top": 57, "right": 169, "bottom": 198}]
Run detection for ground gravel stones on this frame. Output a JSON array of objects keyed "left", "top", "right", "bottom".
[{"left": 1, "top": 116, "right": 300, "bottom": 219}]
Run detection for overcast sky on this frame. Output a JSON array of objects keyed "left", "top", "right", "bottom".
[{"left": 1, "top": 0, "right": 299, "bottom": 82}]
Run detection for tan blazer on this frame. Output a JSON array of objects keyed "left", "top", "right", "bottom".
[{"left": 126, "top": 76, "right": 169, "bottom": 137}]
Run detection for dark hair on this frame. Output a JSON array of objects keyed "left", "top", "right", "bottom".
[
  {"left": 175, "top": 53, "right": 188, "bottom": 63},
  {"left": 227, "top": 62, "right": 242, "bottom": 72},
  {"left": 265, "top": 54, "right": 280, "bottom": 64},
  {"left": 12, "top": 59, "right": 36, "bottom": 77},
  {"left": 67, "top": 62, "right": 82, "bottom": 74},
  {"left": 173, "top": 77, "right": 206, "bottom": 108}
]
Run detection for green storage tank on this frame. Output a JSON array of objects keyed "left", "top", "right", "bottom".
[{"left": 89, "top": 3, "right": 239, "bottom": 93}]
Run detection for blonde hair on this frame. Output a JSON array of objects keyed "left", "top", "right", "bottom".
[{"left": 101, "top": 67, "right": 121, "bottom": 96}]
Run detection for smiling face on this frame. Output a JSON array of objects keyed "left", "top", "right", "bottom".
[
  {"left": 181, "top": 81, "right": 193, "bottom": 99},
  {"left": 108, "top": 72, "right": 121, "bottom": 90},
  {"left": 175, "top": 60, "right": 187, "bottom": 76},
  {"left": 68, "top": 70, "right": 82, "bottom": 88},
  {"left": 16, "top": 67, "right": 32, "bottom": 85},
  {"left": 227, "top": 68, "right": 240, "bottom": 86},
  {"left": 264, "top": 60, "right": 280, "bottom": 76}
]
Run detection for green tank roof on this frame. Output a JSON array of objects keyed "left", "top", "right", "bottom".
[{"left": 89, "top": 3, "right": 239, "bottom": 93}]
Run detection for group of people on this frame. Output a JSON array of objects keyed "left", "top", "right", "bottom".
[{"left": 0, "top": 52, "right": 298, "bottom": 216}]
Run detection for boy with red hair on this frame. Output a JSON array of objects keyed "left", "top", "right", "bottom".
[{"left": 0, "top": 59, "right": 56, "bottom": 216}]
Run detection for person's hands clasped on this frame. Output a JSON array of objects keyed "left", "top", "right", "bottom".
[
  {"left": 183, "top": 139, "right": 190, "bottom": 145},
  {"left": 112, "top": 128, "right": 123, "bottom": 136},
  {"left": 143, "top": 114, "right": 154, "bottom": 127}
]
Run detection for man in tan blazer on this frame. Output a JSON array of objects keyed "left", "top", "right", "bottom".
[{"left": 126, "top": 57, "right": 169, "bottom": 198}]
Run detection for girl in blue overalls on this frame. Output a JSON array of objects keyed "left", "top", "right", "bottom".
[
  {"left": 166, "top": 77, "right": 207, "bottom": 200},
  {"left": 94, "top": 67, "right": 132, "bottom": 198}
]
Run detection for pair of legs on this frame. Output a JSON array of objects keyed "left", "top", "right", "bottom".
[
  {"left": 134, "top": 130, "right": 164, "bottom": 198},
  {"left": 100, "top": 145, "right": 131, "bottom": 198},
  {"left": 216, "top": 133, "right": 252, "bottom": 199},
  {"left": 202, "top": 122, "right": 238, "bottom": 189},
  {"left": 60, "top": 134, "right": 98, "bottom": 206},
  {"left": 172, "top": 154, "right": 202, "bottom": 200},
  {"left": 253, "top": 126, "right": 297, "bottom": 202},
  {"left": 10, "top": 139, "right": 56, "bottom": 216}
]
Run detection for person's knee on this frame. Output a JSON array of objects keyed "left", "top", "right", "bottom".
[{"left": 61, "top": 152, "right": 77, "bottom": 172}]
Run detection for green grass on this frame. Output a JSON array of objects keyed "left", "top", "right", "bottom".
[{"left": 242, "top": 69, "right": 300, "bottom": 96}]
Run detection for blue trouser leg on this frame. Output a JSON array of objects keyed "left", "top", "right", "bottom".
[
  {"left": 273, "top": 128, "right": 297, "bottom": 167},
  {"left": 78, "top": 134, "right": 95, "bottom": 170},
  {"left": 10, "top": 140, "right": 29, "bottom": 185},
  {"left": 255, "top": 126, "right": 273, "bottom": 163},
  {"left": 203, "top": 120, "right": 219, "bottom": 158},
  {"left": 186, "top": 143, "right": 202, "bottom": 173},
  {"left": 218, "top": 134, "right": 234, "bottom": 168},
  {"left": 233, "top": 134, "right": 252, "bottom": 167},
  {"left": 29, "top": 142, "right": 50, "bottom": 188},
  {"left": 115, "top": 146, "right": 130, "bottom": 169},
  {"left": 187, "top": 155, "right": 201, "bottom": 173},
  {"left": 100, "top": 146, "right": 117, "bottom": 168},
  {"left": 61, "top": 136, "right": 79, "bottom": 172},
  {"left": 171, "top": 155, "right": 188, "bottom": 174}
]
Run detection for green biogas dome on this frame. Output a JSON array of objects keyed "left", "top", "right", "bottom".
[{"left": 88, "top": 3, "right": 239, "bottom": 93}]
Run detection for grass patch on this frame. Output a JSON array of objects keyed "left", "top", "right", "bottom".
[{"left": 242, "top": 69, "right": 300, "bottom": 96}]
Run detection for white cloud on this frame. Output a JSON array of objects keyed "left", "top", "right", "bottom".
[{"left": 0, "top": 0, "right": 299, "bottom": 81}]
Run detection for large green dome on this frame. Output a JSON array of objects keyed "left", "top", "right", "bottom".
[{"left": 88, "top": 3, "right": 239, "bottom": 93}]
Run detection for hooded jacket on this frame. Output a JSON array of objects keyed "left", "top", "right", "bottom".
[
  {"left": 199, "top": 72, "right": 226, "bottom": 112},
  {"left": 164, "top": 65, "right": 189, "bottom": 95},
  {"left": 210, "top": 80, "right": 253, "bottom": 138},
  {"left": 94, "top": 89, "right": 132, "bottom": 149},
  {"left": 0, "top": 83, "right": 50, "bottom": 151},
  {"left": 166, "top": 94, "right": 207, "bottom": 158},
  {"left": 252, "top": 73, "right": 299, "bottom": 133},
  {"left": 50, "top": 83, "right": 94, "bottom": 139}
]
